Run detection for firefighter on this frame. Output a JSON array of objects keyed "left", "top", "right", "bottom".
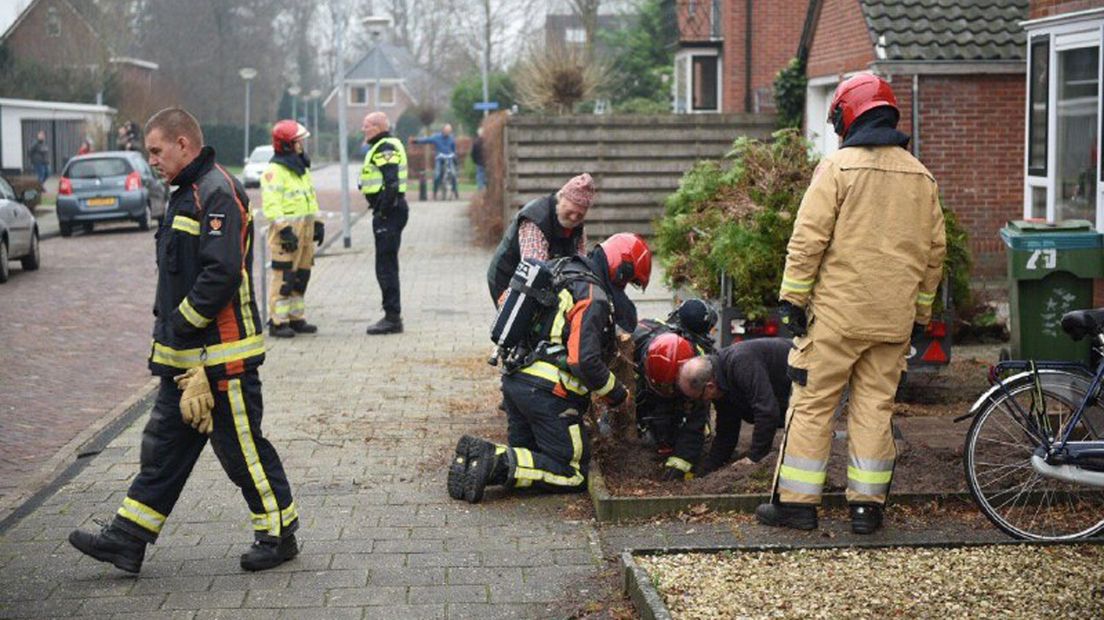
[
  {"left": 262, "top": 120, "right": 321, "bottom": 338},
  {"left": 756, "top": 73, "right": 946, "bottom": 534},
  {"left": 449, "top": 233, "right": 652, "bottom": 503},
  {"left": 68, "top": 108, "right": 299, "bottom": 573},
  {"left": 632, "top": 299, "right": 719, "bottom": 480},
  {"left": 360, "top": 111, "right": 409, "bottom": 335}
]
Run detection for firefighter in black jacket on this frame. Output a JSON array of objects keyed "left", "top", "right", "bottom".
[
  {"left": 68, "top": 108, "right": 299, "bottom": 574},
  {"left": 449, "top": 233, "right": 653, "bottom": 503},
  {"left": 632, "top": 299, "right": 719, "bottom": 480},
  {"left": 678, "top": 338, "right": 793, "bottom": 472}
]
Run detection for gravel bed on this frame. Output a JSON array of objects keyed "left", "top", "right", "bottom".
[{"left": 639, "top": 544, "right": 1104, "bottom": 619}]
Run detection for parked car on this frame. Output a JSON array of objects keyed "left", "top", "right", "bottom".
[
  {"left": 242, "top": 145, "right": 274, "bottom": 188},
  {"left": 0, "top": 172, "right": 44, "bottom": 212},
  {"left": 0, "top": 176, "right": 41, "bottom": 283},
  {"left": 56, "top": 151, "right": 168, "bottom": 237}
]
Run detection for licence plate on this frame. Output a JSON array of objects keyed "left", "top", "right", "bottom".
[{"left": 87, "top": 197, "right": 117, "bottom": 208}]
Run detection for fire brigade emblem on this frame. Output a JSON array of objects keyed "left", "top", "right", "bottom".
[{"left": 208, "top": 213, "right": 225, "bottom": 236}]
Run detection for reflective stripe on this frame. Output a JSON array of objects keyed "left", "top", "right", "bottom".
[
  {"left": 171, "top": 215, "right": 200, "bottom": 236},
  {"left": 778, "top": 453, "right": 828, "bottom": 493},
  {"left": 281, "top": 502, "right": 299, "bottom": 526},
  {"left": 228, "top": 379, "right": 282, "bottom": 536},
  {"left": 777, "top": 477, "right": 825, "bottom": 496},
  {"left": 594, "top": 372, "right": 617, "bottom": 397},
  {"left": 666, "top": 456, "right": 692, "bottom": 472},
  {"left": 847, "top": 455, "right": 894, "bottom": 492},
  {"left": 150, "top": 334, "right": 266, "bottom": 370},
  {"left": 360, "top": 137, "right": 408, "bottom": 194},
  {"left": 781, "top": 276, "right": 814, "bottom": 293},
  {"left": 548, "top": 290, "right": 573, "bottom": 345},
  {"left": 779, "top": 464, "right": 827, "bottom": 485},
  {"left": 239, "top": 268, "right": 256, "bottom": 338},
  {"left": 509, "top": 425, "right": 586, "bottom": 488},
  {"left": 512, "top": 448, "right": 535, "bottom": 487},
  {"left": 916, "top": 291, "right": 936, "bottom": 307},
  {"left": 289, "top": 298, "right": 306, "bottom": 312},
  {"left": 847, "top": 466, "right": 892, "bottom": 484},
  {"left": 116, "top": 497, "right": 166, "bottom": 534},
  {"left": 519, "top": 360, "right": 588, "bottom": 395},
  {"left": 848, "top": 478, "right": 890, "bottom": 497},
  {"left": 178, "top": 298, "right": 211, "bottom": 329}
]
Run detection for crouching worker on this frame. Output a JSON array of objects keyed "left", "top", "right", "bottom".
[
  {"left": 677, "top": 337, "right": 793, "bottom": 473},
  {"left": 449, "top": 233, "right": 653, "bottom": 503},
  {"left": 632, "top": 299, "right": 718, "bottom": 480}
]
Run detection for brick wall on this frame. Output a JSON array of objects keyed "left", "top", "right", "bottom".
[
  {"left": 807, "top": 0, "right": 876, "bottom": 78},
  {"left": 1030, "top": 0, "right": 1101, "bottom": 19},
  {"left": 5, "top": 0, "right": 105, "bottom": 69},
  {"left": 719, "top": 0, "right": 809, "bottom": 113}
]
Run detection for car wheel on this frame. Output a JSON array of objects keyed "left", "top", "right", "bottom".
[
  {"left": 138, "top": 202, "right": 152, "bottom": 231},
  {"left": 59, "top": 220, "right": 73, "bottom": 237},
  {"left": 21, "top": 229, "right": 40, "bottom": 271},
  {"left": 0, "top": 238, "right": 9, "bottom": 283}
]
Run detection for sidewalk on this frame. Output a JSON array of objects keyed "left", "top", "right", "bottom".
[{"left": 0, "top": 200, "right": 670, "bottom": 619}]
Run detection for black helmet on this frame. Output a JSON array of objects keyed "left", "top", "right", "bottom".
[{"left": 671, "top": 299, "right": 717, "bottom": 338}]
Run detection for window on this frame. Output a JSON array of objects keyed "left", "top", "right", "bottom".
[
  {"left": 692, "top": 55, "right": 718, "bottom": 111},
  {"left": 349, "top": 86, "right": 366, "bottom": 105},
  {"left": 1028, "top": 36, "right": 1049, "bottom": 176},
  {"left": 1054, "top": 45, "right": 1099, "bottom": 223},
  {"left": 674, "top": 55, "right": 690, "bottom": 113},
  {"left": 565, "top": 28, "right": 586, "bottom": 45},
  {"left": 46, "top": 7, "right": 60, "bottom": 37},
  {"left": 379, "top": 84, "right": 395, "bottom": 106},
  {"left": 0, "top": 178, "right": 13, "bottom": 200},
  {"left": 65, "top": 157, "right": 132, "bottom": 179}
]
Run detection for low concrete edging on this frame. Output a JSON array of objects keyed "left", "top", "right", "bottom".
[{"left": 588, "top": 463, "right": 972, "bottom": 523}]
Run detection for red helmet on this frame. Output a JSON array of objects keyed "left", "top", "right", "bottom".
[
  {"left": 828, "top": 74, "right": 898, "bottom": 137},
  {"left": 600, "top": 232, "right": 652, "bottom": 290},
  {"left": 272, "top": 120, "right": 310, "bottom": 154},
  {"left": 644, "top": 333, "right": 695, "bottom": 396}
]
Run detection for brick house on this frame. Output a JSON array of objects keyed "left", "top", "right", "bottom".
[
  {"left": 673, "top": 0, "right": 810, "bottom": 113},
  {"left": 802, "top": 0, "right": 1030, "bottom": 279},
  {"left": 322, "top": 43, "right": 437, "bottom": 134}
]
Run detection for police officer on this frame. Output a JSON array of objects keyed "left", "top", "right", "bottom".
[
  {"left": 449, "top": 233, "right": 653, "bottom": 503},
  {"left": 68, "top": 107, "right": 299, "bottom": 573},
  {"left": 360, "top": 112, "right": 409, "bottom": 335},
  {"left": 262, "top": 120, "right": 321, "bottom": 338},
  {"left": 757, "top": 73, "right": 946, "bottom": 534}
]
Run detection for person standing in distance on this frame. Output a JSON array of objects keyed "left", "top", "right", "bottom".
[{"left": 359, "top": 111, "right": 409, "bottom": 335}]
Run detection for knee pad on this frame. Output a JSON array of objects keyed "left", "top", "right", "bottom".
[
  {"left": 293, "top": 269, "right": 311, "bottom": 294},
  {"left": 279, "top": 269, "right": 296, "bottom": 297}
]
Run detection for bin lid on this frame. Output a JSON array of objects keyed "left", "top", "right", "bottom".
[{"left": 1000, "top": 219, "right": 1103, "bottom": 250}]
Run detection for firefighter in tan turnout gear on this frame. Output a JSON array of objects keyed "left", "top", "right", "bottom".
[
  {"left": 262, "top": 120, "right": 322, "bottom": 338},
  {"left": 755, "top": 73, "right": 946, "bottom": 534}
]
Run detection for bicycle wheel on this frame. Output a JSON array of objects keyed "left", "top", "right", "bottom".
[{"left": 965, "top": 371, "right": 1104, "bottom": 540}]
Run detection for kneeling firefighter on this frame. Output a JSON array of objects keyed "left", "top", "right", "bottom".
[
  {"left": 449, "top": 233, "right": 653, "bottom": 503},
  {"left": 261, "top": 120, "right": 322, "bottom": 338}
]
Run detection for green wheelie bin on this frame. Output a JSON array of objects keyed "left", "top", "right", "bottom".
[{"left": 1001, "top": 220, "right": 1104, "bottom": 363}]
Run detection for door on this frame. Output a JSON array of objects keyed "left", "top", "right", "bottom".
[{"left": 0, "top": 178, "right": 31, "bottom": 255}]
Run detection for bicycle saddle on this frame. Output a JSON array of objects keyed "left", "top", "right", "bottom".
[{"left": 1060, "top": 309, "right": 1104, "bottom": 341}]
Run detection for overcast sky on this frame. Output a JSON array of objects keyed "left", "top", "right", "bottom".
[{"left": 0, "top": 0, "right": 31, "bottom": 36}]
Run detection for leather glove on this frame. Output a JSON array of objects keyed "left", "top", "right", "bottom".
[
  {"left": 313, "top": 220, "right": 325, "bottom": 246},
  {"left": 779, "top": 300, "right": 808, "bottom": 338},
  {"left": 174, "top": 367, "right": 214, "bottom": 434},
  {"left": 603, "top": 383, "right": 629, "bottom": 408},
  {"left": 660, "top": 466, "right": 687, "bottom": 482},
  {"left": 911, "top": 322, "right": 926, "bottom": 340},
  {"left": 278, "top": 226, "right": 298, "bottom": 253}
]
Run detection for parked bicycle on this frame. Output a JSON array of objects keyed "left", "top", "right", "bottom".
[
  {"left": 436, "top": 153, "right": 459, "bottom": 201},
  {"left": 961, "top": 308, "right": 1104, "bottom": 540}
]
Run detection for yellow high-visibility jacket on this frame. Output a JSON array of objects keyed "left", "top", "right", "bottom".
[
  {"left": 260, "top": 163, "right": 318, "bottom": 221},
  {"left": 780, "top": 145, "right": 946, "bottom": 342}
]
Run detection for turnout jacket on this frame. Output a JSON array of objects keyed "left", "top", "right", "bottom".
[
  {"left": 150, "top": 146, "right": 264, "bottom": 379},
  {"left": 706, "top": 338, "right": 792, "bottom": 467}
]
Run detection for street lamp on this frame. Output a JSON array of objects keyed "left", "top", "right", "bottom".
[
  {"left": 309, "top": 88, "right": 322, "bottom": 156},
  {"left": 334, "top": 10, "right": 352, "bottom": 249},
  {"left": 288, "top": 85, "right": 301, "bottom": 122},
  {"left": 239, "top": 67, "right": 257, "bottom": 163},
  {"left": 362, "top": 16, "right": 390, "bottom": 110}
]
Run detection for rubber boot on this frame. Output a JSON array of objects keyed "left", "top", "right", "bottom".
[
  {"left": 240, "top": 534, "right": 299, "bottom": 571},
  {"left": 269, "top": 322, "right": 296, "bottom": 338},
  {"left": 448, "top": 435, "right": 486, "bottom": 500},
  {"left": 68, "top": 521, "right": 147, "bottom": 573},
  {"left": 289, "top": 319, "right": 318, "bottom": 334},
  {"left": 850, "top": 503, "right": 884, "bottom": 535},
  {"left": 464, "top": 443, "right": 508, "bottom": 504},
  {"left": 755, "top": 502, "right": 819, "bottom": 531},
  {"left": 365, "top": 315, "right": 403, "bottom": 335}
]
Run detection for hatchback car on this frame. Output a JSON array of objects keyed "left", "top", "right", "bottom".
[
  {"left": 242, "top": 145, "right": 274, "bottom": 188},
  {"left": 56, "top": 151, "right": 168, "bottom": 236},
  {"left": 0, "top": 176, "right": 41, "bottom": 283}
]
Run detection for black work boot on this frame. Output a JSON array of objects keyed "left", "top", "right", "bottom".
[
  {"left": 464, "top": 442, "right": 508, "bottom": 504},
  {"left": 288, "top": 319, "right": 318, "bottom": 334},
  {"left": 68, "top": 520, "right": 147, "bottom": 573},
  {"left": 448, "top": 435, "right": 484, "bottom": 500},
  {"left": 755, "top": 502, "right": 819, "bottom": 531},
  {"left": 365, "top": 315, "right": 403, "bottom": 335},
  {"left": 269, "top": 322, "right": 296, "bottom": 338},
  {"left": 240, "top": 534, "right": 299, "bottom": 571},
  {"left": 850, "top": 503, "right": 884, "bottom": 534}
]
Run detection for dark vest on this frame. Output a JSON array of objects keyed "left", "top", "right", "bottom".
[{"left": 486, "top": 194, "right": 585, "bottom": 303}]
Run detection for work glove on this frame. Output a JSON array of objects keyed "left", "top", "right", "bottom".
[
  {"left": 278, "top": 226, "right": 298, "bottom": 253},
  {"left": 779, "top": 300, "right": 808, "bottom": 338},
  {"left": 174, "top": 367, "right": 214, "bottom": 435},
  {"left": 660, "top": 466, "right": 688, "bottom": 482},
  {"left": 911, "top": 322, "right": 926, "bottom": 340},
  {"left": 603, "top": 383, "right": 629, "bottom": 409},
  {"left": 313, "top": 220, "right": 325, "bottom": 246}
]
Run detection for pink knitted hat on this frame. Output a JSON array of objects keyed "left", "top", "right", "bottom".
[{"left": 559, "top": 173, "right": 596, "bottom": 209}]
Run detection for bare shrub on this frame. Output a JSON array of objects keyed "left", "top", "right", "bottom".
[
  {"left": 514, "top": 44, "right": 606, "bottom": 115},
  {"left": 467, "top": 111, "right": 508, "bottom": 246}
]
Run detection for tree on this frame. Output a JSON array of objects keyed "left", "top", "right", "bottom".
[
  {"left": 566, "top": 0, "right": 601, "bottom": 64},
  {"left": 601, "top": 0, "right": 676, "bottom": 107},
  {"left": 450, "top": 71, "right": 515, "bottom": 134}
]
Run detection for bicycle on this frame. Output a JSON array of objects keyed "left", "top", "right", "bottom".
[
  {"left": 962, "top": 308, "right": 1104, "bottom": 540},
  {"left": 435, "top": 153, "right": 459, "bottom": 201}
]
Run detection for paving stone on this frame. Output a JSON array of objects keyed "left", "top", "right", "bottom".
[
  {"left": 243, "top": 589, "right": 328, "bottom": 608},
  {"left": 208, "top": 572, "right": 291, "bottom": 592},
  {"left": 363, "top": 604, "right": 446, "bottom": 620},
  {"left": 368, "top": 567, "right": 446, "bottom": 586},
  {"left": 287, "top": 569, "right": 368, "bottom": 589},
  {"left": 77, "top": 593, "right": 167, "bottom": 615},
  {"left": 130, "top": 576, "right": 214, "bottom": 595},
  {"left": 447, "top": 567, "right": 525, "bottom": 588},
  {"left": 408, "top": 585, "right": 488, "bottom": 604},
  {"left": 406, "top": 551, "right": 482, "bottom": 568},
  {"left": 162, "top": 590, "right": 245, "bottom": 610},
  {"left": 326, "top": 586, "right": 407, "bottom": 606}
]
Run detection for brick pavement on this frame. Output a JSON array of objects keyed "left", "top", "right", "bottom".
[{"left": 0, "top": 198, "right": 668, "bottom": 619}]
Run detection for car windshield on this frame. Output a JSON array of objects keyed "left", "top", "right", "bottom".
[
  {"left": 67, "top": 158, "right": 132, "bottom": 179},
  {"left": 249, "top": 147, "right": 274, "bottom": 163}
]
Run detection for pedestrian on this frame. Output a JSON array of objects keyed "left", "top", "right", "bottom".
[
  {"left": 414, "top": 123, "right": 457, "bottom": 200},
  {"left": 359, "top": 111, "right": 409, "bottom": 335},
  {"left": 77, "top": 135, "right": 93, "bottom": 156},
  {"left": 449, "top": 233, "right": 652, "bottom": 503},
  {"left": 486, "top": 172, "right": 594, "bottom": 306},
  {"left": 756, "top": 73, "right": 946, "bottom": 534},
  {"left": 68, "top": 107, "right": 300, "bottom": 574},
  {"left": 27, "top": 130, "right": 49, "bottom": 184},
  {"left": 471, "top": 126, "right": 486, "bottom": 190},
  {"left": 262, "top": 120, "right": 321, "bottom": 338},
  {"left": 677, "top": 338, "right": 793, "bottom": 474}
]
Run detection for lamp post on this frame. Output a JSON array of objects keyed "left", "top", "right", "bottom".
[
  {"left": 288, "top": 85, "right": 301, "bottom": 122},
  {"left": 239, "top": 67, "right": 257, "bottom": 163},
  {"left": 334, "top": 10, "right": 352, "bottom": 249},
  {"left": 362, "top": 16, "right": 390, "bottom": 110},
  {"left": 309, "top": 88, "right": 322, "bottom": 156}
]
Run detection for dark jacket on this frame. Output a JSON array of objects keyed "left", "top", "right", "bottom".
[
  {"left": 28, "top": 139, "right": 48, "bottom": 166},
  {"left": 471, "top": 137, "right": 485, "bottom": 167},
  {"left": 487, "top": 194, "right": 585, "bottom": 303},
  {"left": 705, "top": 338, "right": 793, "bottom": 468},
  {"left": 150, "top": 146, "right": 264, "bottom": 379}
]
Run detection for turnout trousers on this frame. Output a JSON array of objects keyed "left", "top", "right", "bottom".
[
  {"left": 112, "top": 371, "right": 298, "bottom": 544},
  {"left": 500, "top": 374, "right": 590, "bottom": 492},
  {"left": 372, "top": 199, "right": 408, "bottom": 317},
  {"left": 267, "top": 216, "right": 315, "bottom": 326},
  {"left": 772, "top": 319, "right": 907, "bottom": 505}
]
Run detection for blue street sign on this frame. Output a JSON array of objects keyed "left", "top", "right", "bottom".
[{"left": 473, "top": 101, "right": 500, "bottom": 111}]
